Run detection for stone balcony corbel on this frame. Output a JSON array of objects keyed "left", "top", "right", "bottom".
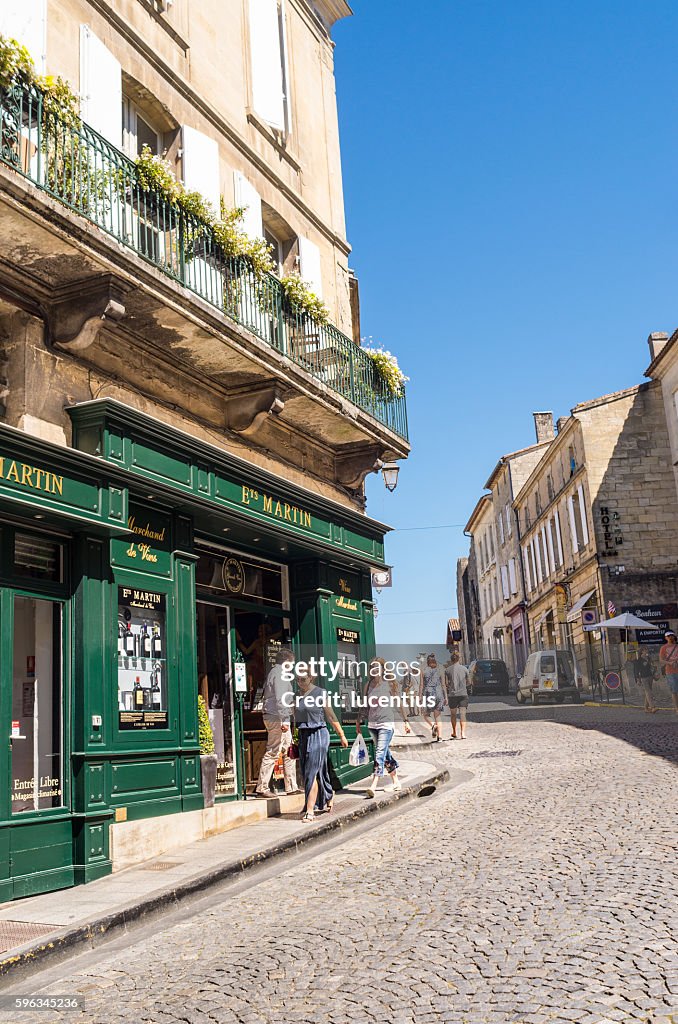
[
  {"left": 48, "top": 275, "right": 129, "bottom": 352},
  {"left": 335, "top": 443, "right": 386, "bottom": 490},
  {"left": 224, "top": 382, "right": 292, "bottom": 441}
]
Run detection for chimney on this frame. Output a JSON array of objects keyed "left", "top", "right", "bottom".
[
  {"left": 647, "top": 332, "right": 669, "bottom": 362},
  {"left": 556, "top": 416, "right": 569, "bottom": 434},
  {"left": 533, "top": 411, "right": 555, "bottom": 444}
]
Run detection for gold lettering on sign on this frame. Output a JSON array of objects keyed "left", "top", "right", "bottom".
[
  {"left": 128, "top": 516, "right": 166, "bottom": 542},
  {"left": 0, "top": 457, "right": 64, "bottom": 496},
  {"left": 336, "top": 597, "right": 358, "bottom": 612},
  {"left": 239, "top": 483, "right": 313, "bottom": 530},
  {"left": 338, "top": 578, "right": 352, "bottom": 595}
]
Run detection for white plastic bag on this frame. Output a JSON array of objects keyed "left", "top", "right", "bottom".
[{"left": 348, "top": 732, "right": 368, "bottom": 767}]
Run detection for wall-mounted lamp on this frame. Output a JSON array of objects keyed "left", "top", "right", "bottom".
[{"left": 381, "top": 462, "right": 399, "bottom": 492}]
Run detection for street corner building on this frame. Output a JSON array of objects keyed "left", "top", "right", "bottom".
[{"left": 0, "top": 0, "right": 410, "bottom": 899}]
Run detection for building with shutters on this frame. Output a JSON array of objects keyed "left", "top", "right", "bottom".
[
  {"left": 0, "top": 1, "right": 409, "bottom": 899},
  {"left": 514, "top": 381, "right": 678, "bottom": 683},
  {"left": 457, "top": 416, "right": 552, "bottom": 679}
]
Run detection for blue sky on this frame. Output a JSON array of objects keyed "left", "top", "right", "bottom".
[{"left": 333, "top": 0, "right": 678, "bottom": 643}]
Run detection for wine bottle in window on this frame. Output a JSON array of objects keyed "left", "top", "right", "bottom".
[
  {"left": 133, "top": 676, "right": 144, "bottom": 709},
  {"left": 133, "top": 629, "right": 141, "bottom": 659},
  {"left": 124, "top": 624, "right": 135, "bottom": 656},
  {"left": 152, "top": 624, "right": 162, "bottom": 657},
  {"left": 118, "top": 622, "right": 125, "bottom": 656},
  {"left": 141, "top": 622, "right": 151, "bottom": 658}
]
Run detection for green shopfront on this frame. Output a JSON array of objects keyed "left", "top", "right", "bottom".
[{"left": 0, "top": 399, "right": 387, "bottom": 900}]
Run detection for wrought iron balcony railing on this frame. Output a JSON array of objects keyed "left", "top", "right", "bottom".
[{"left": 0, "top": 77, "right": 408, "bottom": 441}]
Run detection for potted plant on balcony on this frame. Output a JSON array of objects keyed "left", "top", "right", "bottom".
[{"left": 198, "top": 694, "right": 218, "bottom": 808}]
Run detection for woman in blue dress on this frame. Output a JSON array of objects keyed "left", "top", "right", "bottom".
[{"left": 295, "top": 666, "right": 348, "bottom": 822}]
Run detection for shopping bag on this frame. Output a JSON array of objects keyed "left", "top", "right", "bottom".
[{"left": 348, "top": 733, "right": 368, "bottom": 767}]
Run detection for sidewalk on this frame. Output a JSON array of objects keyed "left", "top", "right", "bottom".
[{"left": 0, "top": 758, "right": 458, "bottom": 983}]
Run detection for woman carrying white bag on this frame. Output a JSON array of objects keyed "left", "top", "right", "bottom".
[
  {"left": 356, "top": 657, "right": 411, "bottom": 798},
  {"left": 348, "top": 731, "right": 368, "bottom": 767}
]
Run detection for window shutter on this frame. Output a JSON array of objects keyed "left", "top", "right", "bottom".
[
  {"left": 498, "top": 514, "right": 504, "bottom": 546},
  {"left": 532, "top": 537, "right": 542, "bottom": 583},
  {"left": 182, "top": 126, "right": 221, "bottom": 214},
  {"left": 249, "top": 0, "right": 285, "bottom": 130},
  {"left": 541, "top": 525, "right": 550, "bottom": 576},
  {"left": 522, "top": 547, "right": 531, "bottom": 592},
  {"left": 568, "top": 496, "right": 579, "bottom": 554},
  {"left": 501, "top": 565, "right": 509, "bottom": 600},
  {"left": 79, "top": 26, "right": 122, "bottom": 147},
  {"left": 298, "top": 236, "right": 323, "bottom": 298},
  {"left": 554, "top": 510, "right": 564, "bottom": 565},
  {"left": 546, "top": 520, "right": 556, "bottom": 569},
  {"left": 233, "top": 172, "right": 263, "bottom": 240},
  {"left": 506, "top": 504, "right": 512, "bottom": 536},
  {"left": 508, "top": 558, "right": 517, "bottom": 595},
  {"left": 577, "top": 485, "right": 589, "bottom": 546},
  {"left": 0, "top": 0, "right": 46, "bottom": 70}
]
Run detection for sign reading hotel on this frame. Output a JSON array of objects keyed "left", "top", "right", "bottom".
[{"left": 240, "top": 485, "right": 313, "bottom": 529}]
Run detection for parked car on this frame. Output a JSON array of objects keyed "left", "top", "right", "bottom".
[
  {"left": 516, "top": 650, "right": 583, "bottom": 704},
  {"left": 467, "top": 659, "right": 510, "bottom": 696}
]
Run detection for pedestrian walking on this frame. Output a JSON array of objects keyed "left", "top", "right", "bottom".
[
  {"left": 295, "top": 666, "right": 348, "bottom": 822},
  {"left": 357, "top": 657, "right": 411, "bottom": 799},
  {"left": 659, "top": 631, "right": 678, "bottom": 714},
  {"left": 633, "top": 651, "right": 656, "bottom": 714},
  {"left": 255, "top": 648, "right": 299, "bottom": 797},
  {"left": 444, "top": 652, "right": 470, "bottom": 739},
  {"left": 420, "top": 653, "right": 445, "bottom": 741}
]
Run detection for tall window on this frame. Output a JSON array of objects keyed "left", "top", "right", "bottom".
[
  {"left": 505, "top": 504, "right": 512, "bottom": 536},
  {"left": 568, "top": 488, "right": 589, "bottom": 552},
  {"left": 123, "top": 98, "right": 162, "bottom": 158},
  {"left": 249, "top": 0, "right": 291, "bottom": 134},
  {"left": 498, "top": 513, "right": 505, "bottom": 547}
]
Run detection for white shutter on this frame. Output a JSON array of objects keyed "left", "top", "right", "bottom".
[
  {"left": 506, "top": 504, "right": 512, "bottom": 536},
  {"left": 568, "top": 496, "right": 579, "bottom": 554},
  {"left": 298, "top": 236, "right": 323, "bottom": 297},
  {"left": 555, "top": 509, "right": 564, "bottom": 565},
  {"left": 0, "top": 0, "right": 46, "bottom": 70},
  {"left": 79, "top": 26, "right": 122, "bottom": 147},
  {"left": 508, "top": 558, "right": 517, "bottom": 595},
  {"left": 546, "top": 519, "right": 556, "bottom": 569},
  {"left": 541, "top": 525, "right": 550, "bottom": 576},
  {"left": 577, "top": 484, "right": 589, "bottom": 546},
  {"left": 522, "top": 547, "right": 532, "bottom": 593},
  {"left": 182, "top": 126, "right": 221, "bottom": 214},
  {"left": 498, "top": 514, "right": 505, "bottom": 546},
  {"left": 249, "top": 0, "right": 285, "bottom": 130},
  {"left": 532, "top": 536, "right": 542, "bottom": 583},
  {"left": 500, "top": 565, "right": 509, "bottom": 600},
  {"left": 233, "top": 171, "right": 263, "bottom": 239}
]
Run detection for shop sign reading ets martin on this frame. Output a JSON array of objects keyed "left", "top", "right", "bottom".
[
  {"left": 240, "top": 485, "right": 313, "bottom": 529},
  {"left": 112, "top": 505, "right": 172, "bottom": 577}
]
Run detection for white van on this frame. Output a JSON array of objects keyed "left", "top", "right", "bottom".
[{"left": 516, "top": 650, "right": 583, "bottom": 704}]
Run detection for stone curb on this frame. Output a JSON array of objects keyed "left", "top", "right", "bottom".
[
  {"left": 0, "top": 765, "right": 452, "bottom": 984},
  {"left": 583, "top": 700, "right": 674, "bottom": 711}
]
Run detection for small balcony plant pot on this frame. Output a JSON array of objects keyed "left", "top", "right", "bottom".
[{"left": 200, "top": 753, "right": 218, "bottom": 809}]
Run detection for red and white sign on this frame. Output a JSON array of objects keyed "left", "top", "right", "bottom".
[{"left": 11, "top": 721, "right": 21, "bottom": 738}]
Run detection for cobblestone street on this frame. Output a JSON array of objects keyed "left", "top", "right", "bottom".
[{"left": 8, "top": 704, "right": 678, "bottom": 1024}]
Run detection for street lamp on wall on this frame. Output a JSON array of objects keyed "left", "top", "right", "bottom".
[{"left": 381, "top": 462, "right": 399, "bottom": 492}]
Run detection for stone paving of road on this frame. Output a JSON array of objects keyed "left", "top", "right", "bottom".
[{"left": 7, "top": 704, "right": 678, "bottom": 1024}]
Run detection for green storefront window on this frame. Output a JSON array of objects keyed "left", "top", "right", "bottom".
[
  {"left": 117, "top": 586, "right": 168, "bottom": 730},
  {"left": 11, "top": 597, "right": 64, "bottom": 813}
]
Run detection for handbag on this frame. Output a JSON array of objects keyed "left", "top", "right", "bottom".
[{"left": 287, "top": 742, "right": 299, "bottom": 760}]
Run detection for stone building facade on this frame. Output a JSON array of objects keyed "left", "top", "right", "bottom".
[
  {"left": 514, "top": 381, "right": 678, "bottom": 680},
  {"left": 0, "top": 2, "right": 409, "bottom": 899}
]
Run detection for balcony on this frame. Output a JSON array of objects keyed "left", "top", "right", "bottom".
[{"left": 0, "top": 76, "right": 408, "bottom": 479}]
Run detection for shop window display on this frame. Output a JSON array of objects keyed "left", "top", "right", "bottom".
[{"left": 117, "top": 586, "right": 168, "bottom": 729}]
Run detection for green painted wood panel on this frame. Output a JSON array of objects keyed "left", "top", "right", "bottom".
[{"left": 110, "top": 757, "right": 178, "bottom": 796}]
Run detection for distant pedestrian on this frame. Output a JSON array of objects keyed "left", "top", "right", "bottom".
[
  {"left": 445, "top": 652, "right": 470, "bottom": 739},
  {"left": 255, "top": 648, "right": 299, "bottom": 797},
  {"left": 295, "top": 666, "right": 348, "bottom": 822},
  {"left": 633, "top": 651, "right": 656, "bottom": 714},
  {"left": 659, "top": 631, "right": 678, "bottom": 714},
  {"left": 357, "top": 657, "right": 411, "bottom": 799},
  {"left": 420, "top": 654, "right": 445, "bottom": 741}
]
